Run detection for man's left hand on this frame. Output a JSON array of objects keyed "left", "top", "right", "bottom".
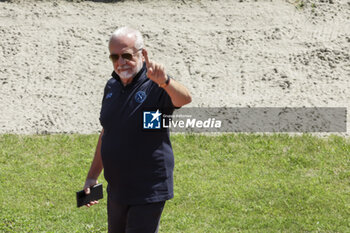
[{"left": 142, "top": 49, "right": 167, "bottom": 86}]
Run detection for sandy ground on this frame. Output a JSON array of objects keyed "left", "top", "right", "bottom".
[{"left": 0, "top": 0, "right": 349, "bottom": 135}]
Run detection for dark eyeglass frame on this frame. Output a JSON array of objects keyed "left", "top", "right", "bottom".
[{"left": 109, "top": 48, "right": 142, "bottom": 62}]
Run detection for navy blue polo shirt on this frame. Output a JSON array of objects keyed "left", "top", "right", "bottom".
[{"left": 99, "top": 63, "right": 176, "bottom": 204}]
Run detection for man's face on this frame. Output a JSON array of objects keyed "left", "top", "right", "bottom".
[{"left": 109, "top": 35, "right": 144, "bottom": 80}]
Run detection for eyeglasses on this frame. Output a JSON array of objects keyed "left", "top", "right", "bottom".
[{"left": 109, "top": 48, "right": 142, "bottom": 62}]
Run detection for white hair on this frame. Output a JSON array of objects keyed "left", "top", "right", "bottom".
[{"left": 109, "top": 26, "right": 144, "bottom": 50}]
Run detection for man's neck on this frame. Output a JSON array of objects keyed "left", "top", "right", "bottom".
[{"left": 121, "top": 77, "right": 133, "bottom": 87}]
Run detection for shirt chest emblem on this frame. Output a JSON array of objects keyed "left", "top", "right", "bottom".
[
  {"left": 135, "top": 91, "right": 147, "bottom": 103},
  {"left": 106, "top": 92, "right": 113, "bottom": 99}
]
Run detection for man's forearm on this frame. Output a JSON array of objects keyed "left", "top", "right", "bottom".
[
  {"left": 163, "top": 78, "right": 192, "bottom": 107},
  {"left": 86, "top": 129, "right": 104, "bottom": 179}
]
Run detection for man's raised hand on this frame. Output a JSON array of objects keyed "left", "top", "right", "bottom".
[{"left": 142, "top": 49, "right": 167, "bottom": 86}]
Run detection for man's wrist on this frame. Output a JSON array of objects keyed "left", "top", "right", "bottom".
[{"left": 159, "top": 76, "right": 170, "bottom": 88}]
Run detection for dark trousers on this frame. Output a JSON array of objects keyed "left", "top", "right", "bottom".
[{"left": 107, "top": 195, "right": 166, "bottom": 233}]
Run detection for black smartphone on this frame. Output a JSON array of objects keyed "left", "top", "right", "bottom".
[{"left": 76, "top": 183, "right": 103, "bottom": 208}]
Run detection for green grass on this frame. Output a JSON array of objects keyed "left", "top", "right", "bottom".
[{"left": 0, "top": 134, "right": 349, "bottom": 232}]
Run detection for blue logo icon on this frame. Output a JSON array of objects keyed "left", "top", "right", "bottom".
[
  {"left": 143, "top": 110, "right": 162, "bottom": 129},
  {"left": 135, "top": 91, "right": 147, "bottom": 103},
  {"left": 106, "top": 92, "right": 113, "bottom": 99}
]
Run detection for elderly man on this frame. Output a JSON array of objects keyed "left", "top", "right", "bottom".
[{"left": 83, "top": 27, "right": 191, "bottom": 233}]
